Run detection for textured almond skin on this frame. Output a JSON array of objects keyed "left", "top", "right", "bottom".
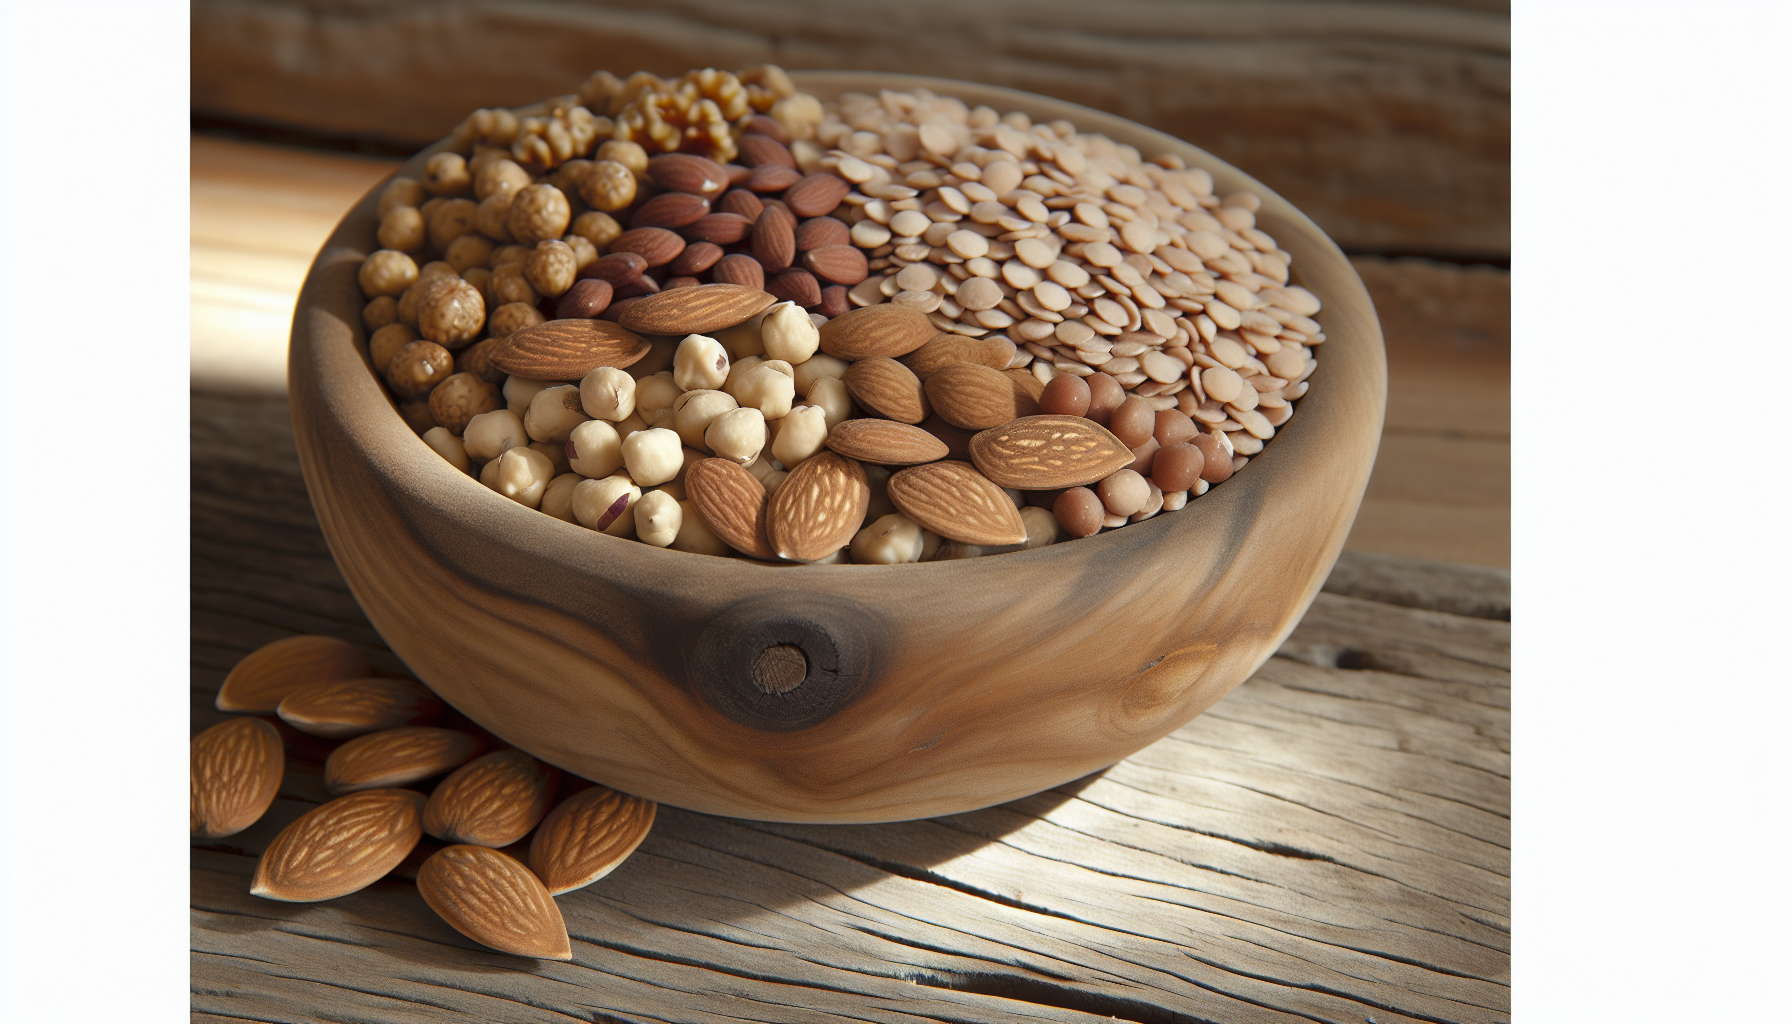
[
  {"left": 925, "top": 363, "right": 1039, "bottom": 430},
  {"left": 887, "top": 460, "right": 1027, "bottom": 546},
  {"left": 488, "top": 319, "right": 650, "bottom": 380},
  {"left": 751, "top": 205, "right": 796, "bottom": 273},
  {"left": 818, "top": 303, "right": 935, "bottom": 360},
  {"left": 217, "top": 635, "right": 370, "bottom": 713},
  {"left": 710, "top": 253, "right": 765, "bottom": 289},
  {"left": 1003, "top": 366, "right": 1047, "bottom": 402},
  {"left": 277, "top": 677, "right": 445, "bottom": 738},
  {"left": 801, "top": 244, "right": 868, "bottom": 286},
  {"left": 969, "top": 415, "right": 1137, "bottom": 489},
  {"left": 191, "top": 717, "right": 284, "bottom": 840},
  {"left": 324, "top": 727, "right": 487, "bottom": 795},
  {"left": 616, "top": 283, "right": 776, "bottom": 335},
  {"left": 766, "top": 451, "right": 870, "bottom": 562},
  {"left": 629, "top": 191, "right": 710, "bottom": 230},
  {"left": 606, "top": 226, "right": 686, "bottom": 267},
  {"left": 252, "top": 788, "right": 424, "bottom": 901},
  {"left": 901, "top": 333, "right": 1017, "bottom": 379},
  {"left": 423, "top": 749, "right": 561, "bottom": 848},
  {"left": 682, "top": 212, "right": 753, "bottom": 245},
  {"left": 783, "top": 173, "right": 851, "bottom": 218},
  {"left": 418, "top": 845, "right": 571, "bottom": 960},
  {"left": 825, "top": 419, "right": 950, "bottom": 465},
  {"left": 842, "top": 357, "right": 929, "bottom": 424},
  {"left": 738, "top": 133, "right": 795, "bottom": 169},
  {"left": 685, "top": 458, "right": 775, "bottom": 559},
  {"left": 647, "top": 152, "right": 730, "bottom": 198},
  {"left": 794, "top": 217, "right": 850, "bottom": 251},
  {"left": 529, "top": 786, "right": 657, "bottom": 895}
]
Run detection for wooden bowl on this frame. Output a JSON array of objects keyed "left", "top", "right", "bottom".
[{"left": 288, "top": 72, "right": 1385, "bottom": 823}]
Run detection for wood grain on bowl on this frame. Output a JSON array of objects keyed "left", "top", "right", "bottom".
[{"left": 286, "top": 73, "right": 1385, "bottom": 823}]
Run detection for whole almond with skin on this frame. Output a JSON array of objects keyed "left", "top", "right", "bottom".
[
  {"left": 580, "top": 251, "right": 647, "bottom": 287},
  {"left": 191, "top": 717, "right": 284, "bottom": 840},
  {"left": 617, "top": 283, "right": 776, "bottom": 336},
  {"left": 216, "top": 635, "right": 370, "bottom": 714},
  {"left": 818, "top": 303, "right": 936, "bottom": 360},
  {"left": 252, "top": 788, "right": 425, "bottom": 902},
  {"left": 738, "top": 133, "right": 795, "bottom": 168},
  {"left": 681, "top": 212, "right": 753, "bottom": 245},
  {"left": 767, "top": 269, "right": 821, "bottom": 307},
  {"left": 901, "top": 333, "right": 1017, "bottom": 379},
  {"left": 629, "top": 191, "right": 709, "bottom": 230},
  {"left": 802, "top": 244, "right": 869, "bottom": 286},
  {"left": 842, "top": 357, "right": 930, "bottom": 423},
  {"left": 685, "top": 458, "right": 775, "bottom": 559},
  {"left": 647, "top": 152, "right": 729, "bottom": 198},
  {"left": 606, "top": 226, "right": 685, "bottom": 267},
  {"left": 765, "top": 451, "right": 869, "bottom": 562},
  {"left": 529, "top": 786, "right": 656, "bottom": 895},
  {"left": 718, "top": 189, "right": 764, "bottom": 219},
  {"left": 925, "top": 363, "right": 1037, "bottom": 430},
  {"left": 784, "top": 173, "right": 852, "bottom": 218},
  {"left": 417, "top": 844, "right": 571, "bottom": 960},
  {"left": 825, "top": 419, "right": 949, "bottom": 465},
  {"left": 422, "top": 749, "right": 560, "bottom": 848},
  {"left": 795, "top": 217, "right": 850, "bottom": 251},
  {"left": 710, "top": 253, "right": 765, "bottom": 290},
  {"left": 744, "top": 163, "right": 802, "bottom": 193},
  {"left": 751, "top": 205, "right": 796, "bottom": 272},
  {"left": 969, "top": 415, "right": 1137, "bottom": 489},
  {"left": 276, "top": 676, "right": 445, "bottom": 738},
  {"left": 488, "top": 318, "right": 650, "bottom": 380},
  {"left": 887, "top": 460, "right": 1027, "bottom": 546},
  {"left": 324, "top": 727, "right": 487, "bottom": 795}
]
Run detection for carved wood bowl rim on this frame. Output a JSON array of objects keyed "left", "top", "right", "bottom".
[{"left": 288, "top": 71, "right": 1386, "bottom": 822}]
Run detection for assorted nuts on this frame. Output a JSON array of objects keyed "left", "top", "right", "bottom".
[{"left": 354, "top": 67, "right": 1324, "bottom": 562}]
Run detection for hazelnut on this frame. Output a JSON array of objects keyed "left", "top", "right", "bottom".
[
  {"left": 473, "top": 157, "right": 531, "bottom": 200},
  {"left": 377, "top": 177, "right": 426, "bottom": 217},
  {"left": 523, "top": 384, "right": 590, "bottom": 444},
  {"left": 569, "top": 211, "right": 623, "bottom": 250},
  {"left": 524, "top": 239, "right": 577, "bottom": 298},
  {"left": 384, "top": 340, "right": 454, "bottom": 399},
  {"left": 462, "top": 408, "right": 528, "bottom": 462},
  {"left": 632, "top": 490, "right": 682, "bottom": 548},
  {"left": 539, "top": 472, "right": 582, "bottom": 522},
  {"left": 579, "top": 366, "right": 635, "bottom": 421},
  {"left": 672, "top": 334, "right": 730, "bottom": 392},
  {"left": 475, "top": 191, "right": 516, "bottom": 242},
  {"left": 571, "top": 475, "right": 641, "bottom": 536},
  {"left": 488, "top": 301, "right": 545, "bottom": 339},
  {"left": 443, "top": 232, "right": 494, "bottom": 273},
  {"left": 669, "top": 499, "right": 729, "bottom": 555},
  {"left": 506, "top": 183, "right": 571, "bottom": 246},
  {"left": 579, "top": 160, "right": 637, "bottom": 212},
  {"left": 368, "top": 322, "right": 417, "bottom": 375},
  {"left": 427, "top": 372, "right": 503, "bottom": 435},
  {"left": 705, "top": 407, "right": 766, "bottom": 465},
  {"left": 358, "top": 250, "right": 419, "bottom": 298},
  {"left": 421, "top": 426, "right": 471, "bottom": 473},
  {"left": 621, "top": 427, "right": 684, "bottom": 486},
  {"left": 416, "top": 276, "right": 486, "bottom": 349},
  {"left": 377, "top": 205, "right": 426, "bottom": 252},
  {"left": 670, "top": 389, "right": 738, "bottom": 449},
  {"left": 567, "top": 419, "right": 624, "bottom": 478},
  {"left": 595, "top": 139, "right": 648, "bottom": 177},
  {"left": 361, "top": 295, "right": 398, "bottom": 332},
  {"left": 771, "top": 405, "right": 828, "bottom": 466},
  {"left": 422, "top": 152, "right": 472, "bottom": 196},
  {"left": 487, "top": 262, "right": 539, "bottom": 308},
  {"left": 489, "top": 446, "right": 555, "bottom": 508},
  {"left": 426, "top": 198, "right": 478, "bottom": 252}
]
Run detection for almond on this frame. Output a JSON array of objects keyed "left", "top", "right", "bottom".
[
  {"left": 216, "top": 635, "right": 370, "bottom": 714},
  {"left": 422, "top": 749, "right": 561, "bottom": 848},
  {"left": 744, "top": 115, "right": 790, "bottom": 144},
  {"left": 842, "top": 356, "right": 929, "bottom": 424},
  {"left": 251, "top": 788, "right": 425, "bottom": 902},
  {"left": 825, "top": 419, "right": 950, "bottom": 465},
  {"left": 647, "top": 152, "right": 730, "bottom": 199},
  {"left": 488, "top": 318, "right": 650, "bottom": 380},
  {"left": 684, "top": 458, "right": 775, "bottom": 559},
  {"left": 783, "top": 172, "right": 852, "bottom": 218},
  {"left": 718, "top": 189, "right": 764, "bottom": 219},
  {"left": 324, "top": 726, "right": 487, "bottom": 795},
  {"left": 924, "top": 363, "right": 1039, "bottom": 430},
  {"left": 765, "top": 451, "right": 870, "bottom": 562},
  {"left": 818, "top": 303, "right": 936, "bottom": 360},
  {"left": 191, "top": 717, "right": 284, "bottom": 840},
  {"left": 739, "top": 133, "right": 796, "bottom": 169},
  {"left": 795, "top": 217, "right": 850, "bottom": 251},
  {"left": 681, "top": 212, "right": 753, "bottom": 245},
  {"left": 580, "top": 251, "right": 648, "bottom": 287},
  {"left": 710, "top": 253, "right": 766, "bottom": 289},
  {"left": 902, "top": 333, "right": 1018, "bottom": 379},
  {"left": 969, "top": 415, "right": 1137, "bottom": 489},
  {"left": 751, "top": 205, "right": 796, "bottom": 273},
  {"left": 887, "top": 460, "right": 1027, "bottom": 546},
  {"left": 417, "top": 844, "right": 571, "bottom": 960},
  {"left": 529, "top": 786, "right": 656, "bottom": 895},
  {"left": 628, "top": 191, "right": 709, "bottom": 230},
  {"left": 802, "top": 244, "right": 869, "bottom": 286},
  {"left": 919, "top": 415, "right": 977, "bottom": 462},
  {"left": 606, "top": 226, "right": 685, "bottom": 267},
  {"left": 276, "top": 677, "right": 444, "bottom": 738},
  {"left": 767, "top": 268, "right": 821, "bottom": 307},
  {"left": 616, "top": 282, "right": 776, "bottom": 336},
  {"left": 744, "top": 163, "right": 802, "bottom": 193}
]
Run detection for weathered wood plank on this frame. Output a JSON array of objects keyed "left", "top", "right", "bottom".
[{"left": 191, "top": 389, "right": 1509, "bottom": 1022}]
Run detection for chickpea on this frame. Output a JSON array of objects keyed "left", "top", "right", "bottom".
[
  {"left": 571, "top": 475, "right": 641, "bottom": 536},
  {"left": 595, "top": 139, "right": 649, "bottom": 177},
  {"left": 761, "top": 301, "right": 820, "bottom": 363},
  {"left": 427, "top": 198, "right": 478, "bottom": 252},
  {"left": 487, "top": 262, "right": 539, "bottom": 308},
  {"left": 421, "top": 426, "right": 471, "bottom": 473},
  {"left": 612, "top": 410, "right": 649, "bottom": 440},
  {"left": 539, "top": 472, "right": 582, "bottom": 522},
  {"left": 489, "top": 243, "right": 530, "bottom": 267},
  {"left": 524, "top": 384, "right": 590, "bottom": 444},
  {"left": 772, "top": 404, "right": 828, "bottom": 466},
  {"left": 489, "top": 446, "right": 555, "bottom": 508},
  {"left": 569, "top": 211, "right": 622, "bottom": 250},
  {"left": 427, "top": 372, "right": 502, "bottom": 434},
  {"left": 444, "top": 232, "right": 494, "bottom": 273},
  {"left": 385, "top": 340, "right": 454, "bottom": 399},
  {"left": 805, "top": 376, "right": 853, "bottom": 431},
  {"left": 419, "top": 196, "right": 447, "bottom": 226},
  {"left": 671, "top": 390, "right": 739, "bottom": 450},
  {"left": 463, "top": 408, "right": 527, "bottom": 462},
  {"left": 377, "top": 205, "right": 426, "bottom": 252},
  {"left": 454, "top": 337, "right": 505, "bottom": 383},
  {"left": 705, "top": 407, "right": 767, "bottom": 465},
  {"left": 361, "top": 295, "right": 398, "bottom": 332},
  {"left": 395, "top": 280, "right": 425, "bottom": 327},
  {"left": 673, "top": 334, "right": 730, "bottom": 392},
  {"left": 580, "top": 366, "right": 635, "bottom": 421},
  {"left": 488, "top": 301, "right": 545, "bottom": 340},
  {"left": 506, "top": 183, "right": 571, "bottom": 246},
  {"left": 416, "top": 276, "right": 486, "bottom": 349},
  {"left": 418, "top": 260, "right": 458, "bottom": 283},
  {"left": 731, "top": 360, "right": 795, "bottom": 420},
  {"left": 530, "top": 439, "right": 571, "bottom": 476},
  {"left": 621, "top": 427, "right": 684, "bottom": 486},
  {"left": 712, "top": 307, "right": 770, "bottom": 361},
  {"left": 377, "top": 176, "right": 426, "bottom": 218},
  {"left": 358, "top": 249, "right": 419, "bottom": 298},
  {"left": 368, "top": 322, "right": 417, "bottom": 375},
  {"left": 524, "top": 239, "right": 577, "bottom": 298},
  {"left": 579, "top": 160, "right": 637, "bottom": 213},
  {"left": 632, "top": 490, "right": 682, "bottom": 547},
  {"left": 475, "top": 191, "right": 515, "bottom": 242},
  {"left": 561, "top": 232, "right": 598, "bottom": 272},
  {"left": 791, "top": 352, "right": 848, "bottom": 394},
  {"left": 633, "top": 372, "right": 682, "bottom": 419},
  {"left": 460, "top": 266, "right": 491, "bottom": 300},
  {"left": 670, "top": 499, "right": 729, "bottom": 556},
  {"left": 850, "top": 513, "right": 927, "bottom": 564},
  {"left": 422, "top": 151, "right": 472, "bottom": 196},
  {"left": 568, "top": 418, "right": 624, "bottom": 478},
  {"left": 474, "top": 157, "right": 531, "bottom": 200},
  {"left": 1019, "top": 505, "right": 1063, "bottom": 548}
]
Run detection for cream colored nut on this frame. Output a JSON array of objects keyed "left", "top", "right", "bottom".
[
  {"left": 530, "top": 439, "right": 571, "bottom": 476},
  {"left": 633, "top": 490, "right": 682, "bottom": 547},
  {"left": 417, "top": 277, "right": 485, "bottom": 349},
  {"left": 771, "top": 404, "right": 828, "bottom": 466},
  {"left": 791, "top": 352, "right": 848, "bottom": 395},
  {"left": 732, "top": 360, "right": 796, "bottom": 420},
  {"left": 570, "top": 210, "right": 623, "bottom": 250},
  {"left": 1161, "top": 488, "right": 1189, "bottom": 512},
  {"left": 705, "top": 407, "right": 767, "bottom": 465},
  {"left": 503, "top": 376, "right": 555, "bottom": 415},
  {"left": 462, "top": 408, "right": 527, "bottom": 462},
  {"left": 712, "top": 309, "right": 769, "bottom": 360},
  {"left": 760, "top": 469, "right": 789, "bottom": 500},
  {"left": 506, "top": 183, "right": 572, "bottom": 246},
  {"left": 524, "top": 384, "right": 590, "bottom": 444},
  {"left": 850, "top": 513, "right": 926, "bottom": 564},
  {"left": 444, "top": 233, "right": 495, "bottom": 273},
  {"left": 612, "top": 410, "right": 649, "bottom": 440},
  {"left": 524, "top": 239, "right": 577, "bottom": 298},
  {"left": 567, "top": 418, "right": 624, "bottom": 478},
  {"left": 634, "top": 371, "right": 683, "bottom": 418},
  {"left": 671, "top": 389, "right": 739, "bottom": 449},
  {"left": 579, "top": 160, "right": 637, "bottom": 213},
  {"left": 421, "top": 426, "right": 471, "bottom": 473},
  {"left": 368, "top": 322, "right": 416, "bottom": 375},
  {"left": 539, "top": 472, "right": 582, "bottom": 522},
  {"left": 804, "top": 376, "right": 852, "bottom": 431},
  {"left": 673, "top": 334, "right": 731, "bottom": 392},
  {"left": 378, "top": 177, "right": 426, "bottom": 217},
  {"left": 722, "top": 355, "right": 765, "bottom": 399},
  {"left": 490, "top": 446, "right": 555, "bottom": 508},
  {"left": 621, "top": 427, "right": 684, "bottom": 486},
  {"left": 422, "top": 152, "right": 471, "bottom": 196},
  {"left": 358, "top": 250, "right": 419, "bottom": 298},
  {"left": 488, "top": 301, "right": 545, "bottom": 340},
  {"left": 580, "top": 366, "right": 636, "bottom": 421},
  {"left": 670, "top": 499, "right": 730, "bottom": 556},
  {"left": 761, "top": 301, "right": 820, "bottom": 364},
  {"left": 1019, "top": 505, "right": 1062, "bottom": 548},
  {"left": 378, "top": 205, "right": 426, "bottom": 252},
  {"left": 474, "top": 157, "right": 531, "bottom": 201},
  {"left": 571, "top": 475, "right": 642, "bottom": 536}
]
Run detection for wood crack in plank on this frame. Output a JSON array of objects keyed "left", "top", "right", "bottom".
[{"left": 1178, "top": 949, "right": 1493, "bottom": 1024}]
